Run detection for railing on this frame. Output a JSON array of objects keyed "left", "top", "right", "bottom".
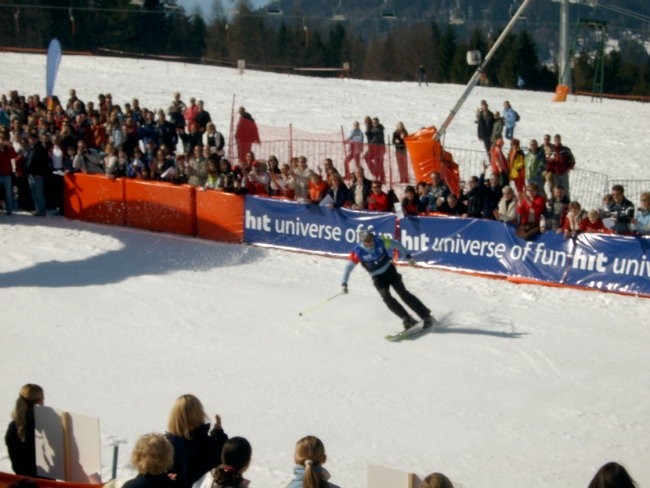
[{"left": 227, "top": 137, "right": 646, "bottom": 211}]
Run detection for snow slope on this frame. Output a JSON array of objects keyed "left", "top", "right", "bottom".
[{"left": 0, "top": 53, "right": 649, "bottom": 488}]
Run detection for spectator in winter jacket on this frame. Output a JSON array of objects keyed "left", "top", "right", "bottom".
[
  {"left": 502, "top": 101, "right": 519, "bottom": 140},
  {"left": 463, "top": 176, "right": 484, "bottom": 218},
  {"left": 437, "top": 193, "right": 467, "bottom": 217},
  {"left": 343, "top": 121, "right": 364, "bottom": 180},
  {"left": 525, "top": 139, "right": 546, "bottom": 191},
  {"left": 494, "top": 185, "right": 518, "bottom": 224},
  {"left": 401, "top": 185, "right": 420, "bottom": 216},
  {"left": 490, "top": 138, "right": 508, "bottom": 186},
  {"left": 347, "top": 166, "right": 372, "bottom": 210},
  {"left": 202, "top": 122, "right": 225, "bottom": 157},
  {"left": 325, "top": 172, "right": 349, "bottom": 208},
  {"left": 25, "top": 132, "right": 50, "bottom": 216},
  {"left": 4, "top": 384, "right": 44, "bottom": 477},
  {"left": 427, "top": 171, "right": 450, "bottom": 212},
  {"left": 285, "top": 436, "right": 340, "bottom": 488},
  {"left": 392, "top": 121, "right": 409, "bottom": 183},
  {"left": 0, "top": 133, "right": 18, "bottom": 215},
  {"left": 165, "top": 394, "right": 228, "bottom": 488},
  {"left": 366, "top": 117, "right": 386, "bottom": 182},
  {"left": 517, "top": 182, "right": 546, "bottom": 226},
  {"left": 490, "top": 111, "right": 504, "bottom": 145},
  {"left": 632, "top": 191, "right": 650, "bottom": 235},
  {"left": 579, "top": 209, "right": 609, "bottom": 234},
  {"left": 606, "top": 184, "right": 635, "bottom": 234},
  {"left": 559, "top": 201, "right": 586, "bottom": 238},
  {"left": 122, "top": 434, "right": 175, "bottom": 488},
  {"left": 475, "top": 100, "right": 494, "bottom": 153},
  {"left": 367, "top": 181, "right": 391, "bottom": 212},
  {"left": 235, "top": 107, "right": 260, "bottom": 163},
  {"left": 545, "top": 134, "right": 575, "bottom": 199},
  {"left": 308, "top": 172, "right": 329, "bottom": 203},
  {"left": 507, "top": 138, "right": 525, "bottom": 193},
  {"left": 479, "top": 163, "right": 502, "bottom": 220},
  {"left": 198, "top": 437, "right": 252, "bottom": 488},
  {"left": 546, "top": 185, "right": 570, "bottom": 231}
]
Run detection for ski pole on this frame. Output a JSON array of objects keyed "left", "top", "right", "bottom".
[{"left": 298, "top": 291, "right": 345, "bottom": 317}]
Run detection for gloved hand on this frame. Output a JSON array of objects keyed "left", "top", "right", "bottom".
[{"left": 342, "top": 283, "right": 349, "bottom": 294}]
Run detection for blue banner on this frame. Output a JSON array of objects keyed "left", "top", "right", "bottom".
[
  {"left": 244, "top": 197, "right": 396, "bottom": 255},
  {"left": 399, "top": 215, "right": 650, "bottom": 296}
]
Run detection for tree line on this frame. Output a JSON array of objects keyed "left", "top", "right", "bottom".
[{"left": 0, "top": 0, "right": 647, "bottom": 96}]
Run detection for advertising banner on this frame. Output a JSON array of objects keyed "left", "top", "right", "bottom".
[
  {"left": 399, "top": 215, "right": 650, "bottom": 296},
  {"left": 244, "top": 197, "right": 396, "bottom": 255}
]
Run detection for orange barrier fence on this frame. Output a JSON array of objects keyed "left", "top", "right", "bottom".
[
  {"left": 64, "top": 174, "right": 126, "bottom": 226},
  {"left": 195, "top": 190, "right": 245, "bottom": 243},
  {"left": 63, "top": 175, "right": 245, "bottom": 242},
  {"left": 0, "top": 472, "right": 100, "bottom": 488},
  {"left": 124, "top": 180, "right": 196, "bottom": 236}
]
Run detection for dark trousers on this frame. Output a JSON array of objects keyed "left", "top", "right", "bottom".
[{"left": 372, "top": 264, "right": 430, "bottom": 319}]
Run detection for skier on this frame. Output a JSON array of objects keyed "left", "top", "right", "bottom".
[{"left": 341, "top": 229, "right": 434, "bottom": 330}]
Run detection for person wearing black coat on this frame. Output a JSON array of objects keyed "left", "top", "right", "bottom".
[
  {"left": 123, "top": 433, "right": 176, "bottom": 488},
  {"left": 165, "top": 394, "right": 228, "bottom": 488},
  {"left": 24, "top": 133, "right": 50, "bottom": 216},
  {"left": 4, "top": 384, "right": 44, "bottom": 477}
]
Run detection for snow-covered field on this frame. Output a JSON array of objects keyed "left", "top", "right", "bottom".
[{"left": 1, "top": 53, "right": 649, "bottom": 488}]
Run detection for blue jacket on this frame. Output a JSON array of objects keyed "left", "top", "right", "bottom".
[
  {"left": 285, "top": 465, "right": 340, "bottom": 488},
  {"left": 342, "top": 235, "right": 411, "bottom": 285},
  {"left": 503, "top": 107, "right": 518, "bottom": 129}
]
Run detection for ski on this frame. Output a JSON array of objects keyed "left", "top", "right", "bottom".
[
  {"left": 385, "top": 322, "right": 423, "bottom": 342},
  {"left": 385, "top": 319, "right": 437, "bottom": 342}
]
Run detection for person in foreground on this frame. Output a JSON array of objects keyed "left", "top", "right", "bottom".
[
  {"left": 587, "top": 461, "right": 637, "bottom": 488},
  {"left": 165, "top": 394, "right": 228, "bottom": 488},
  {"left": 200, "top": 437, "right": 252, "bottom": 488},
  {"left": 285, "top": 435, "right": 339, "bottom": 488},
  {"left": 341, "top": 229, "right": 434, "bottom": 330},
  {"left": 421, "top": 472, "right": 454, "bottom": 488},
  {"left": 122, "top": 433, "right": 176, "bottom": 488},
  {"left": 5, "top": 384, "right": 44, "bottom": 477}
]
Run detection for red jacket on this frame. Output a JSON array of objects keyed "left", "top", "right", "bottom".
[
  {"left": 368, "top": 191, "right": 391, "bottom": 212},
  {"left": 517, "top": 194, "right": 546, "bottom": 225},
  {"left": 579, "top": 217, "right": 609, "bottom": 234},
  {"left": 0, "top": 144, "right": 18, "bottom": 175}
]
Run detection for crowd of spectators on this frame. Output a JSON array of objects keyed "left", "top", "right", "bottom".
[
  {"left": 4, "top": 384, "right": 640, "bottom": 488},
  {"left": 0, "top": 89, "right": 648, "bottom": 239}
]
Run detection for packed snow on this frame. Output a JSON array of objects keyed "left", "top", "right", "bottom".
[{"left": 0, "top": 52, "right": 649, "bottom": 488}]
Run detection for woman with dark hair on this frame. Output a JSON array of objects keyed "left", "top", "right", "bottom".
[
  {"left": 203, "top": 437, "right": 252, "bottom": 488},
  {"left": 165, "top": 394, "right": 228, "bottom": 488},
  {"left": 587, "top": 462, "right": 637, "bottom": 488},
  {"left": 4, "top": 384, "right": 44, "bottom": 476}
]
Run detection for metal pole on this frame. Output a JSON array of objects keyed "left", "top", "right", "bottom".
[
  {"left": 559, "top": 0, "right": 572, "bottom": 90},
  {"left": 111, "top": 444, "right": 119, "bottom": 480},
  {"left": 434, "top": 0, "right": 533, "bottom": 141}
]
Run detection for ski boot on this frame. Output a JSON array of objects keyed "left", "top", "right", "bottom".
[
  {"left": 422, "top": 315, "right": 436, "bottom": 329},
  {"left": 402, "top": 315, "right": 418, "bottom": 330}
]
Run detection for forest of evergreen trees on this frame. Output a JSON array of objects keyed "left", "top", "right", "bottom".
[{"left": 0, "top": 0, "right": 648, "bottom": 96}]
